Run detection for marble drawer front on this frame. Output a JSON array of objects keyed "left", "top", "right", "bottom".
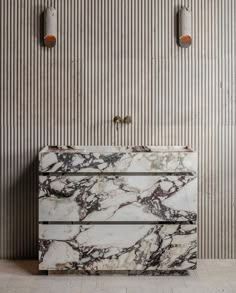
[
  {"left": 39, "top": 224, "right": 197, "bottom": 271},
  {"left": 39, "top": 150, "right": 197, "bottom": 173},
  {"left": 39, "top": 174, "right": 197, "bottom": 222}
]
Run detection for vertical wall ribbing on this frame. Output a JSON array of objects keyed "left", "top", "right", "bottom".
[{"left": 0, "top": 0, "right": 235, "bottom": 259}]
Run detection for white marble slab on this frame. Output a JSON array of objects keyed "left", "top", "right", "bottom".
[
  {"left": 39, "top": 146, "right": 197, "bottom": 173},
  {"left": 39, "top": 224, "right": 197, "bottom": 271},
  {"left": 39, "top": 175, "right": 197, "bottom": 222},
  {"left": 40, "top": 145, "right": 193, "bottom": 154}
]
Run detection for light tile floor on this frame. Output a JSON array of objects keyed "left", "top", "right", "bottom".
[{"left": 0, "top": 260, "right": 236, "bottom": 293}]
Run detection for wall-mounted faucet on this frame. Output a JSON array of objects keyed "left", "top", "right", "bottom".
[
  {"left": 113, "top": 116, "right": 123, "bottom": 130},
  {"left": 113, "top": 116, "right": 132, "bottom": 130}
]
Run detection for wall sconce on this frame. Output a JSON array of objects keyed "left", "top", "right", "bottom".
[
  {"left": 178, "top": 7, "right": 192, "bottom": 48},
  {"left": 44, "top": 7, "right": 57, "bottom": 48}
]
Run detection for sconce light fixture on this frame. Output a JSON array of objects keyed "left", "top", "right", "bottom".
[
  {"left": 178, "top": 7, "right": 192, "bottom": 48},
  {"left": 44, "top": 7, "right": 57, "bottom": 48}
]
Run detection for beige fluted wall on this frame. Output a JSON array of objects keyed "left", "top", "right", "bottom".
[{"left": 0, "top": 0, "right": 235, "bottom": 258}]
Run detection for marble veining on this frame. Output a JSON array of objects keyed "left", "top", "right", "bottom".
[
  {"left": 39, "top": 146, "right": 197, "bottom": 173},
  {"left": 39, "top": 174, "right": 197, "bottom": 222},
  {"left": 39, "top": 224, "right": 197, "bottom": 271},
  {"left": 40, "top": 145, "right": 193, "bottom": 153},
  {"left": 38, "top": 145, "right": 197, "bottom": 273}
]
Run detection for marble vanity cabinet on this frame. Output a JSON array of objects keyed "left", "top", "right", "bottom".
[{"left": 38, "top": 146, "right": 197, "bottom": 273}]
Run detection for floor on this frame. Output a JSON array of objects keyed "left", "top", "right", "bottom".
[{"left": 0, "top": 260, "right": 236, "bottom": 293}]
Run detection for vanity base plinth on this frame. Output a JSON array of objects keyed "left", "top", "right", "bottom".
[
  {"left": 38, "top": 270, "right": 48, "bottom": 275},
  {"left": 38, "top": 270, "right": 191, "bottom": 276}
]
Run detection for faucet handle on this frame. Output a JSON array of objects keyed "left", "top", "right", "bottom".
[{"left": 123, "top": 116, "right": 132, "bottom": 124}]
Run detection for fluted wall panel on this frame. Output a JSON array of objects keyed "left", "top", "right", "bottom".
[{"left": 0, "top": 0, "right": 235, "bottom": 259}]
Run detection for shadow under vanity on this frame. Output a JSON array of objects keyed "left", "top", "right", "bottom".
[{"left": 38, "top": 146, "right": 197, "bottom": 274}]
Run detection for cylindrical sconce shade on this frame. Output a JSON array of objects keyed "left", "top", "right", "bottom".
[
  {"left": 44, "top": 7, "right": 57, "bottom": 48},
  {"left": 178, "top": 8, "right": 192, "bottom": 48}
]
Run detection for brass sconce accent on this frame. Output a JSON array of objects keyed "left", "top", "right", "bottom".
[
  {"left": 44, "top": 7, "right": 57, "bottom": 48},
  {"left": 178, "top": 7, "right": 192, "bottom": 48}
]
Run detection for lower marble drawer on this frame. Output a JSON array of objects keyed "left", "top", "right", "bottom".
[{"left": 39, "top": 224, "right": 197, "bottom": 271}]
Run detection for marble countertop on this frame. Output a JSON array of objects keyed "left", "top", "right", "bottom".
[
  {"left": 40, "top": 145, "right": 195, "bottom": 155},
  {"left": 39, "top": 145, "right": 197, "bottom": 174}
]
